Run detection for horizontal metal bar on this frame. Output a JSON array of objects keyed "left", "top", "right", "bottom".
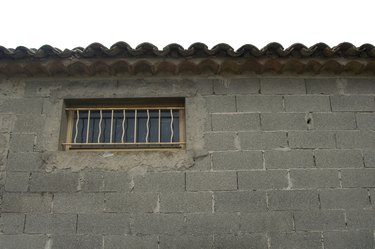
[
  {"left": 66, "top": 107, "right": 184, "bottom": 111},
  {"left": 68, "top": 147, "right": 182, "bottom": 152},
  {"left": 63, "top": 142, "right": 185, "bottom": 145}
]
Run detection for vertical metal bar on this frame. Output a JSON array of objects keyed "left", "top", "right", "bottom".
[
  {"left": 121, "top": 110, "right": 126, "bottom": 143},
  {"left": 110, "top": 110, "right": 114, "bottom": 143},
  {"left": 179, "top": 109, "right": 185, "bottom": 148},
  {"left": 134, "top": 109, "right": 137, "bottom": 143},
  {"left": 146, "top": 109, "right": 150, "bottom": 143},
  {"left": 170, "top": 109, "right": 174, "bottom": 143},
  {"left": 74, "top": 110, "right": 80, "bottom": 143},
  {"left": 158, "top": 109, "right": 161, "bottom": 143},
  {"left": 86, "top": 110, "right": 91, "bottom": 143},
  {"left": 65, "top": 111, "right": 73, "bottom": 150},
  {"left": 98, "top": 110, "right": 102, "bottom": 143}
]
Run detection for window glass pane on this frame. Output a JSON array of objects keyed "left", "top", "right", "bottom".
[
  {"left": 159, "top": 110, "right": 179, "bottom": 142},
  {"left": 172, "top": 110, "right": 179, "bottom": 142},
  {"left": 160, "top": 110, "right": 171, "bottom": 142},
  {"left": 88, "top": 111, "right": 100, "bottom": 143},
  {"left": 149, "top": 110, "right": 159, "bottom": 142},
  {"left": 72, "top": 110, "right": 89, "bottom": 143},
  {"left": 69, "top": 106, "right": 182, "bottom": 147},
  {"left": 101, "top": 111, "right": 110, "bottom": 143},
  {"left": 125, "top": 110, "right": 135, "bottom": 143},
  {"left": 137, "top": 110, "right": 147, "bottom": 143},
  {"left": 112, "top": 110, "right": 124, "bottom": 143}
]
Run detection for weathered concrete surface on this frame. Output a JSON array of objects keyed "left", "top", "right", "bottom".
[{"left": 0, "top": 76, "right": 375, "bottom": 248}]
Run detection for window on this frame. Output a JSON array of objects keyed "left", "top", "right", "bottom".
[{"left": 62, "top": 98, "right": 185, "bottom": 150}]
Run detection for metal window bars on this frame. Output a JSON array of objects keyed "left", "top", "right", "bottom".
[{"left": 63, "top": 106, "right": 185, "bottom": 150}]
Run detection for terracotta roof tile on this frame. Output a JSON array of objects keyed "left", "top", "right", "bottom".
[
  {"left": 0, "top": 42, "right": 374, "bottom": 76},
  {"left": 1, "top": 42, "right": 375, "bottom": 60}
]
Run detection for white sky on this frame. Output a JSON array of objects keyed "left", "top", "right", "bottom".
[{"left": 1, "top": 0, "right": 374, "bottom": 50}]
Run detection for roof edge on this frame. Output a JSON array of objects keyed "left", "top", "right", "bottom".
[{"left": 1, "top": 42, "right": 375, "bottom": 60}]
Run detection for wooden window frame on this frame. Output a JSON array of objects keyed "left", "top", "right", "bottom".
[{"left": 61, "top": 98, "right": 186, "bottom": 151}]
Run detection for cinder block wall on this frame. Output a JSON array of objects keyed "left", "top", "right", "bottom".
[{"left": 0, "top": 77, "right": 374, "bottom": 249}]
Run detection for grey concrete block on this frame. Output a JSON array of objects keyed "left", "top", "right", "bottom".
[
  {"left": 319, "top": 189, "right": 371, "bottom": 209},
  {"left": 9, "top": 133, "right": 35, "bottom": 152},
  {"left": 160, "top": 192, "right": 212, "bottom": 213},
  {"left": 32, "top": 115, "right": 60, "bottom": 152},
  {"left": 0, "top": 114, "right": 16, "bottom": 132},
  {"left": 238, "top": 170, "right": 288, "bottom": 190},
  {"left": 51, "top": 235, "right": 103, "bottom": 249},
  {"left": 294, "top": 210, "right": 345, "bottom": 231},
  {"left": 265, "top": 150, "right": 314, "bottom": 169},
  {"left": 269, "top": 232, "right": 322, "bottom": 249},
  {"left": 346, "top": 210, "right": 375, "bottom": 229},
  {"left": 236, "top": 95, "right": 283, "bottom": 112},
  {"left": 116, "top": 78, "right": 213, "bottom": 97},
  {"left": 103, "top": 172, "right": 130, "bottom": 192},
  {"left": 25, "top": 214, "right": 76, "bottom": 234},
  {"left": 78, "top": 214, "right": 130, "bottom": 235},
  {"left": 213, "top": 234, "right": 268, "bottom": 249},
  {"left": 285, "top": 96, "right": 331, "bottom": 112},
  {"left": 268, "top": 190, "right": 319, "bottom": 210},
  {"left": 364, "top": 150, "right": 375, "bottom": 168},
  {"left": 185, "top": 213, "right": 239, "bottom": 235},
  {"left": 204, "top": 132, "right": 237, "bottom": 151},
  {"left": 313, "top": 112, "right": 356, "bottom": 130},
  {"left": 0, "top": 235, "right": 47, "bottom": 249},
  {"left": 0, "top": 213, "right": 25, "bottom": 234},
  {"left": 133, "top": 214, "right": 184, "bottom": 235},
  {"left": 14, "top": 114, "right": 46, "bottom": 133},
  {"left": 51, "top": 79, "right": 117, "bottom": 99},
  {"left": 0, "top": 132, "right": 9, "bottom": 151},
  {"left": 305, "top": 78, "right": 340, "bottom": 94},
  {"left": 238, "top": 131, "right": 288, "bottom": 150},
  {"left": 213, "top": 78, "right": 260, "bottom": 95},
  {"left": 0, "top": 98, "right": 43, "bottom": 114},
  {"left": 288, "top": 131, "right": 336, "bottom": 148},
  {"left": 53, "top": 193, "right": 104, "bottom": 213},
  {"left": 212, "top": 113, "right": 260, "bottom": 131},
  {"left": 105, "top": 193, "right": 157, "bottom": 213},
  {"left": 204, "top": 113, "right": 212, "bottom": 131},
  {"left": 341, "top": 169, "right": 375, "bottom": 187},
  {"left": 133, "top": 172, "right": 185, "bottom": 192},
  {"left": 0, "top": 134, "right": 9, "bottom": 154},
  {"left": 239, "top": 211, "right": 293, "bottom": 233},
  {"left": 336, "top": 131, "right": 375, "bottom": 148},
  {"left": 260, "top": 78, "right": 306, "bottom": 94},
  {"left": 345, "top": 78, "right": 375, "bottom": 94},
  {"left": 2, "top": 193, "right": 52, "bottom": 213},
  {"left": 356, "top": 113, "right": 375, "bottom": 130},
  {"left": 0, "top": 80, "right": 25, "bottom": 98},
  {"left": 6, "top": 152, "right": 42, "bottom": 171},
  {"left": 324, "top": 231, "right": 374, "bottom": 249},
  {"left": 41, "top": 97, "right": 63, "bottom": 117},
  {"left": 81, "top": 171, "right": 103, "bottom": 192},
  {"left": 331, "top": 96, "right": 375, "bottom": 111},
  {"left": 261, "top": 113, "right": 308, "bottom": 131},
  {"left": 186, "top": 172, "right": 237, "bottom": 191},
  {"left": 190, "top": 155, "right": 211, "bottom": 171},
  {"left": 315, "top": 149, "right": 363, "bottom": 168},
  {"left": 290, "top": 169, "right": 340, "bottom": 189},
  {"left": 204, "top": 96, "right": 236, "bottom": 113},
  {"left": 214, "top": 191, "right": 267, "bottom": 212},
  {"left": 212, "top": 151, "right": 263, "bottom": 170},
  {"left": 160, "top": 235, "right": 213, "bottom": 249},
  {"left": 29, "top": 172, "right": 79, "bottom": 192},
  {"left": 5, "top": 172, "right": 29, "bottom": 192},
  {"left": 104, "top": 235, "right": 158, "bottom": 249}
]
